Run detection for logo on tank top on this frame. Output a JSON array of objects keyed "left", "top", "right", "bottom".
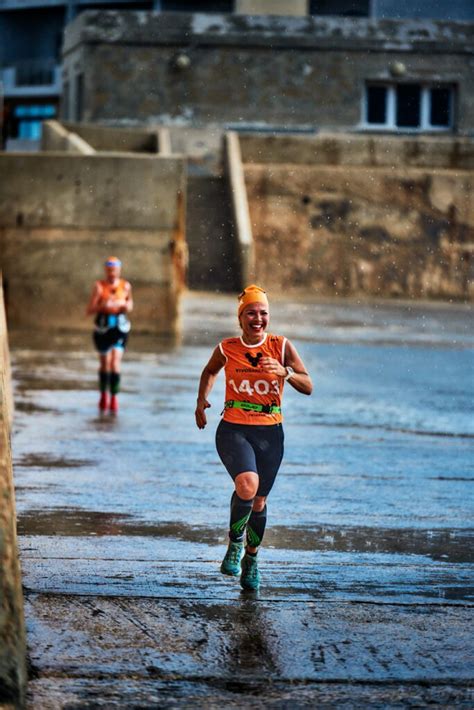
[{"left": 245, "top": 352, "right": 262, "bottom": 367}]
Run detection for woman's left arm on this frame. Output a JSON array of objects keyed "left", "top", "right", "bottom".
[
  {"left": 123, "top": 282, "right": 133, "bottom": 314},
  {"left": 283, "top": 339, "right": 313, "bottom": 395},
  {"left": 261, "top": 339, "right": 313, "bottom": 395}
]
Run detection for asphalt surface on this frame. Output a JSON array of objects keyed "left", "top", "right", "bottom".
[{"left": 11, "top": 293, "right": 474, "bottom": 708}]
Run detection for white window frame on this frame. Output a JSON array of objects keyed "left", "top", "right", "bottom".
[{"left": 361, "top": 83, "right": 454, "bottom": 133}]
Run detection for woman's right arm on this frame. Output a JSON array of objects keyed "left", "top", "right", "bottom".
[{"left": 195, "top": 346, "right": 226, "bottom": 429}]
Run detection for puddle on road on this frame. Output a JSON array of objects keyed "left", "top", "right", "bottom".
[
  {"left": 16, "top": 454, "right": 95, "bottom": 468},
  {"left": 17, "top": 508, "right": 474, "bottom": 563},
  {"left": 15, "top": 402, "right": 60, "bottom": 415},
  {"left": 15, "top": 377, "right": 96, "bottom": 393}
]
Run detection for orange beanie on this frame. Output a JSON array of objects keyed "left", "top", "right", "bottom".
[{"left": 238, "top": 285, "right": 269, "bottom": 317}]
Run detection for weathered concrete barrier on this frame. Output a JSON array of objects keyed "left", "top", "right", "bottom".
[
  {"left": 42, "top": 120, "right": 162, "bottom": 155},
  {"left": 60, "top": 121, "right": 160, "bottom": 154},
  {"left": 239, "top": 133, "right": 474, "bottom": 300},
  {"left": 0, "top": 146, "right": 187, "bottom": 335},
  {"left": 42, "top": 120, "right": 96, "bottom": 154},
  {"left": 239, "top": 133, "right": 474, "bottom": 170},
  {"left": 0, "top": 276, "right": 26, "bottom": 708}
]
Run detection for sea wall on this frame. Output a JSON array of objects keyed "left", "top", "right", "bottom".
[
  {"left": 244, "top": 161, "right": 473, "bottom": 299},
  {"left": 0, "top": 276, "right": 27, "bottom": 708},
  {"left": 0, "top": 151, "right": 186, "bottom": 334}
]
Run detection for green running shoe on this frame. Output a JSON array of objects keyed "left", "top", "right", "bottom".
[
  {"left": 220, "top": 541, "right": 244, "bottom": 576},
  {"left": 240, "top": 553, "right": 261, "bottom": 591}
]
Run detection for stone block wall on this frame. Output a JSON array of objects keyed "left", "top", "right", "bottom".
[{"left": 244, "top": 161, "right": 474, "bottom": 299}]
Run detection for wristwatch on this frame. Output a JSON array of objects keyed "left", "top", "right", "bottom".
[{"left": 284, "top": 366, "right": 295, "bottom": 381}]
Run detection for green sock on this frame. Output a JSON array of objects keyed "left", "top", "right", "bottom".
[
  {"left": 99, "top": 370, "right": 110, "bottom": 393},
  {"left": 110, "top": 372, "right": 120, "bottom": 395}
]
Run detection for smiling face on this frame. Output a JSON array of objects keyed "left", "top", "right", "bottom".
[{"left": 239, "top": 302, "right": 269, "bottom": 343}]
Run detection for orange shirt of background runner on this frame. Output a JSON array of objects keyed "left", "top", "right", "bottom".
[
  {"left": 97, "top": 279, "right": 128, "bottom": 310},
  {"left": 219, "top": 333, "right": 286, "bottom": 425}
]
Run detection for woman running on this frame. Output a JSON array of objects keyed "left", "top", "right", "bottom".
[
  {"left": 86, "top": 256, "right": 133, "bottom": 413},
  {"left": 195, "top": 285, "right": 312, "bottom": 590}
]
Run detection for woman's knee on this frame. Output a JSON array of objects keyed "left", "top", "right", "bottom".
[
  {"left": 235, "top": 472, "right": 259, "bottom": 500},
  {"left": 252, "top": 496, "right": 266, "bottom": 512}
]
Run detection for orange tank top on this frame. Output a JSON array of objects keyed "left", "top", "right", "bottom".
[
  {"left": 220, "top": 333, "right": 287, "bottom": 425},
  {"left": 98, "top": 279, "right": 128, "bottom": 310}
]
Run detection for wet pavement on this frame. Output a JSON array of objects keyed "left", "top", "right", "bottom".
[{"left": 11, "top": 293, "right": 474, "bottom": 708}]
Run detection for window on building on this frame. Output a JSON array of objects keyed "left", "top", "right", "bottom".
[
  {"left": 396, "top": 84, "right": 420, "bottom": 128},
  {"left": 75, "top": 73, "right": 84, "bottom": 122},
  {"left": 364, "top": 83, "right": 454, "bottom": 131},
  {"left": 161, "top": 0, "right": 234, "bottom": 10},
  {"left": 430, "top": 87, "right": 451, "bottom": 127},
  {"left": 310, "top": 0, "right": 369, "bottom": 16},
  {"left": 62, "top": 80, "right": 70, "bottom": 120},
  {"left": 367, "top": 86, "right": 387, "bottom": 124},
  {"left": 13, "top": 104, "right": 56, "bottom": 140},
  {"left": 16, "top": 60, "right": 55, "bottom": 88}
]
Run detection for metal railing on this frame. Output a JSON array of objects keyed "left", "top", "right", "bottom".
[
  {"left": 12, "top": 58, "right": 56, "bottom": 87},
  {"left": 1, "top": 59, "right": 61, "bottom": 96}
]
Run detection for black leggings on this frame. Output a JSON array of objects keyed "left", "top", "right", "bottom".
[{"left": 215, "top": 420, "right": 284, "bottom": 497}]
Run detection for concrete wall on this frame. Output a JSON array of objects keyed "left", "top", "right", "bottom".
[
  {"left": 62, "top": 12, "right": 474, "bottom": 133},
  {"left": 61, "top": 122, "right": 160, "bottom": 153},
  {"left": 0, "top": 152, "right": 187, "bottom": 334},
  {"left": 239, "top": 133, "right": 474, "bottom": 169},
  {"left": 244, "top": 161, "right": 474, "bottom": 299},
  {"left": 42, "top": 120, "right": 168, "bottom": 155},
  {"left": 0, "top": 277, "right": 27, "bottom": 708},
  {"left": 235, "top": 0, "right": 309, "bottom": 15},
  {"left": 42, "top": 120, "right": 96, "bottom": 154}
]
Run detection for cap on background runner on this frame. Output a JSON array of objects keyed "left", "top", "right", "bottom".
[{"left": 238, "top": 285, "right": 269, "bottom": 317}]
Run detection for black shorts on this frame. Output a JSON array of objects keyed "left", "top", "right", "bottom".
[
  {"left": 215, "top": 419, "right": 284, "bottom": 497},
  {"left": 93, "top": 327, "right": 128, "bottom": 355},
  {"left": 93, "top": 313, "right": 130, "bottom": 355}
]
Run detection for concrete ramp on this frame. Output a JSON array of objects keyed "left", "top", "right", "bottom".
[
  {"left": 168, "top": 127, "right": 241, "bottom": 293},
  {"left": 186, "top": 175, "right": 238, "bottom": 291}
]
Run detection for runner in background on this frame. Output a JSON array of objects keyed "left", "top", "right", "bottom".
[
  {"left": 86, "top": 257, "right": 133, "bottom": 413},
  {"left": 195, "top": 285, "right": 312, "bottom": 590}
]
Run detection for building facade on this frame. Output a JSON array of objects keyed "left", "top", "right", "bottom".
[
  {"left": 2, "top": 1, "right": 474, "bottom": 148},
  {"left": 62, "top": 11, "right": 474, "bottom": 135}
]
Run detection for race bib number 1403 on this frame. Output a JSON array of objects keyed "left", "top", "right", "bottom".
[{"left": 229, "top": 378, "right": 280, "bottom": 396}]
